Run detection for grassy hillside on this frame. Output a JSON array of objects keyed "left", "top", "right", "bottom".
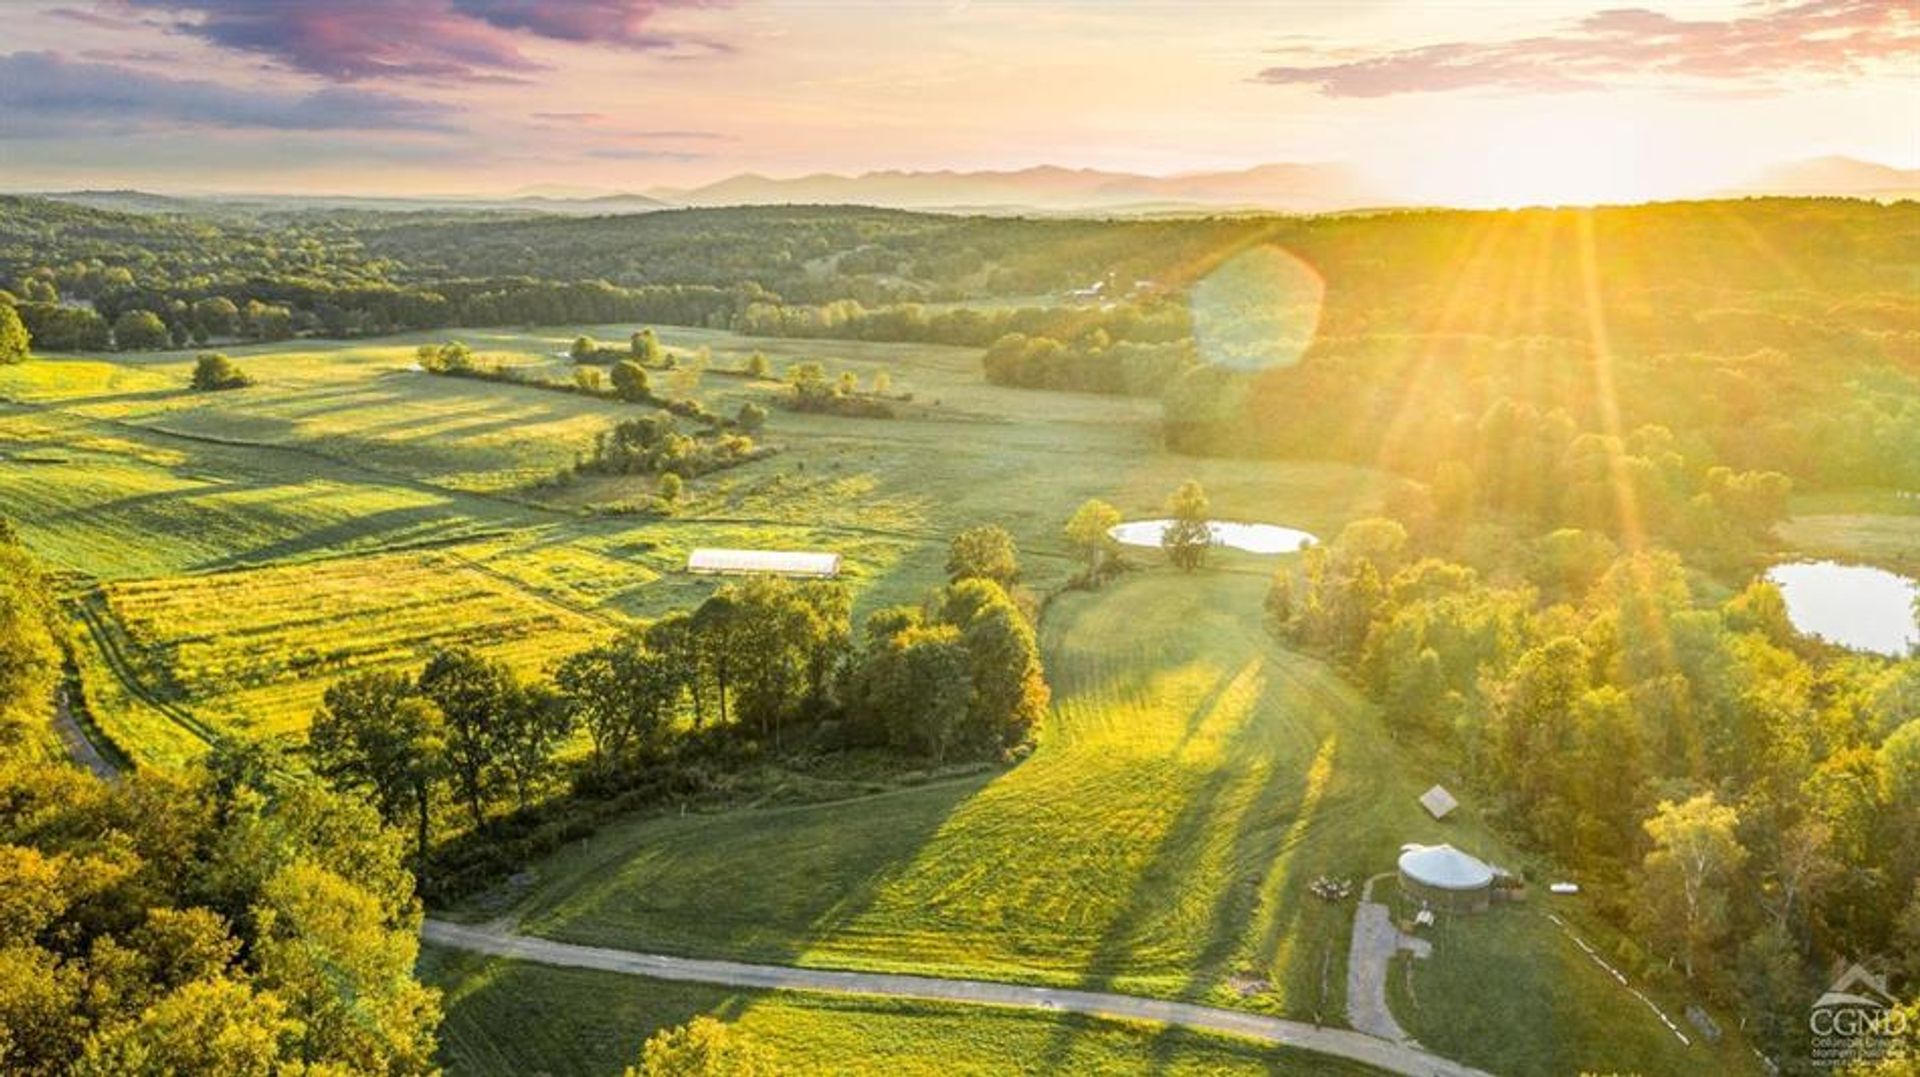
[{"left": 458, "top": 571, "right": 1749, "bottom": 1076}]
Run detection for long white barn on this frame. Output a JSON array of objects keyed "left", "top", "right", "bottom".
[{"left": 687, "top": 548, "right": 841, "bottom": 579}]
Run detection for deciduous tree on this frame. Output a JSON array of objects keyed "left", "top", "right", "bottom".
[
  {"left": 0, "top": 303, "right": 28, "bottom": 364},
  {"left": 417, "top": 648, "right": 516, "bottom": 829},
  {"left": 190, "top": 352, "right": 251, "bottom": 391},
  {"left": 1161, "top": 480, "right": 1211, "bottom": 572},
  {"left": 1635, "top": 793, "right": 1748, "bottom": 979},
  {"left": 611, "top": 359, "right": 651, "bottom": 402},
  {"left": 1063, "top": 498, "right": 1121, "bottom": 578},
  {"left": 946, "top": 525, "right": 1019, "bottom": 588}
]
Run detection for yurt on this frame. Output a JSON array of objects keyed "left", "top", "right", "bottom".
[{"left": 1397, "top": 842, "right": 1496, "bottom": 913}]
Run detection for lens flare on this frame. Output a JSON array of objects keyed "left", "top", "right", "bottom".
[{"left": 1188, "top": 246, "right": 1325, "bottom": 372}]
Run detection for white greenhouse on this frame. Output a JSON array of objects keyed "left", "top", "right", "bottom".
[{"left": 686, "top": 548, "right": 842, "bottom": 579}]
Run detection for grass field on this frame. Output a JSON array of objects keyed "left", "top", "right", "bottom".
[
  {"left": 86, "top": 546, "right": 608, "bottom": 746},
  {"left": 1385, "top": 899, "right": 1721, "bottom": 1077},
  {"left": 2, "top": 326, "right": 1763, "bottom": 1072},
  {"left": 455, "top": 571, "right": 1744, "bottom": 1075},
  {"left": 1777, "top": 488, "right": 1920, "bottom": 575},
  {"left": 0, "top": 325, "right": 1386, "bottom": 761},
  {"left": 420, "top": 945, "right": 1388, "bottom": 1076}
]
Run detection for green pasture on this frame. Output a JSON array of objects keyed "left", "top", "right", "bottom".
[
  {"left": 1, "top": 327, "right": 1384, "bottom": 763},
  {"left": 88, "top": 546, "right": 608, "bottom": 744},
  {"left": 460, "top": 571, "right": 1731, "bottom": 1075},
  {"left": 0, "top": 325, "right": 1768, "bottom": 1072},
  {"left": 1386, "top": 897, "right": 1753, "bottom": 1077}
]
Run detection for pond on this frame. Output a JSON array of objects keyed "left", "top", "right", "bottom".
[
  {"left": 1109, "top": 519, "right": 1319, "bottom": 555},
  {"left": 1765, "top": 561, "right": 1919, "bottom": 657}
]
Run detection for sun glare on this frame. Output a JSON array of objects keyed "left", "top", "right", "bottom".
[{"left": 1391, "top": 112, "right": 1704, "bottom": 209}]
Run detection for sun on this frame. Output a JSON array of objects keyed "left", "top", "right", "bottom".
[{"left": 1392, "top": 109, "right": 1703, "bottom": 209}]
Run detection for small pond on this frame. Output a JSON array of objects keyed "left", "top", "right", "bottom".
[
  {"left": 1110, "top": 519, "right": 1319, "bottom": 555},
  {"left": 1765, "top": 561, "right": 1918, "bottom": 657}
]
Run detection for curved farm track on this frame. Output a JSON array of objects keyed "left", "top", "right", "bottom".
[{"left": 424, "top": 920, "right": 1493, "bottom": 1077}]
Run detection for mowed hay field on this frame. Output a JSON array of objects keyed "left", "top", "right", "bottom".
[
  {"left": 420, "top": 947, "right": 1387, "bottom": 1077},
  {"left": 0, "top": 326, "right": 1385, "bottom": 765},
  {"left": 83, "top": 547, "right": 608, "bottom": 749},
  {"left": 464, "top": 571, "right": 1732, "bottom": 1076}
]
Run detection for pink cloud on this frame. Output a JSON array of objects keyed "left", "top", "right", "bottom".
[
  {"left": 1257, "top": 0, "right": 1919, "bottom": 97},
  {"left": 115, "top": 0, "right": 723, "bottom": 82},
  {"left": 455, "top": 1, "right": 728, "bottom": 52}
]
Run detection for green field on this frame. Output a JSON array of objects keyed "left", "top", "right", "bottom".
[
  {"left": 0, "top": 325, "right": 1385, "bottom": 762},
  {"left": 421, "top": 945, "right": 1387, "bottom": 1076},
  {"left": 454, "top": 571, "right": 1747, "bottom": 1076},
  {"left": 84, "top": 547, "right": 608, "bottom": 744},
  {"left": 1777, "top": 488, "right": 1920, "bottom": 574},
  {"left": 2, "top": 325, "right": 1773, "bottom": 1073}
]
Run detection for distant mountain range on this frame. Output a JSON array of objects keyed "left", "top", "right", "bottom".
[
  {"left": 31, "top": 188, "right": 670, "bottom": 220},
  {"left": 25, "top": 156, "right": 1914, "bottom": 220},
  {"left": 1719, "top": 155, "right": 1920, "bottom": 199},
  {"left": 642, "top": 163, "right": 1382, "bottom": 213}
]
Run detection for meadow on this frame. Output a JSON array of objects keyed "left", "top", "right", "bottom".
[
  {"left": 1776, "top": 488, "right": 1920, "bottom": 575},
  {"left": 448, "top": 571, "right": 1751, "bottom": 1076},
  {"left": 0, "top": 324, "right": 1385, "bottom": 765},
  {"left": 2, "top": 319, "right": 1864, "bottom": 1073}
]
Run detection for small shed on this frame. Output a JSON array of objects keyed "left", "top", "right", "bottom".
[
  {"left": 1398, "top": 843, "right": 1496, "bottom": 913},
  {"left": 1418, "top": 784, "right": 1459, "bottom": 820},
  {"left": 687, "top": 548, "right": 841, "bottom": 579}
]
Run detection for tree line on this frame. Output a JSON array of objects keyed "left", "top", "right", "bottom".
[
  {"left": 308, "top": 526, "right": 1046, "bottom": 899},
  {"left": 983, "top": 331, "right": 1197, "bottom": 396}
]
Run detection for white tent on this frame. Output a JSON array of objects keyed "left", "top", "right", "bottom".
[
  {"left": 687, "top": 548, "right": 841, "bottom": 578},
  {"left": 1397, "top": 843, "right": 1495, "bottom": 892},
  {"left": 1418, "top": 784, "right": 1459, "bottom": 820}
]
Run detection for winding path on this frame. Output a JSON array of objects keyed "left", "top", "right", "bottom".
[{"left": 423, "top": 920, "right": 1493, "bottom": 1077}]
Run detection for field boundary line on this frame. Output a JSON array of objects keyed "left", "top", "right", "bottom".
[
  {"left": 423, "top": 920, "right": 1495, "bottom": 1077},
  {"left": 69, "top": 593, "right": 223, "bottom": 748}
]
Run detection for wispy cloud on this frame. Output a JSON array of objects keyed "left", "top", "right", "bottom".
[
  {"left": 1256, "top": 0, "right": 1920, "bottom": 97},
  {"left": 43, "top": 5, "right": 149, "bottom": 30},
  {"left": 77, "top": 47, "right": 180, "bottom": 63},
  {"left": 0, "top": 51, "right": 458, "bottom": 137},
  {"left": 111, "top": 0, "right": 727, "bottom": 83}
]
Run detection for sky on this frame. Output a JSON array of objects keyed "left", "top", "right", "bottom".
[{"left": 0, "top": 0, "right": 1914, "bottom": 206}]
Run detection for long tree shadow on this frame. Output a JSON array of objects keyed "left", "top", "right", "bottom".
[
  {"left": 1031, "top": 657, "right": 1317, "bottom": 1072},
  {"left": 198, "top": 502, "right": 481, "bottom": 569},
  {"left": 514, "top": 773, "right": 990, "bottom": 970}
]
